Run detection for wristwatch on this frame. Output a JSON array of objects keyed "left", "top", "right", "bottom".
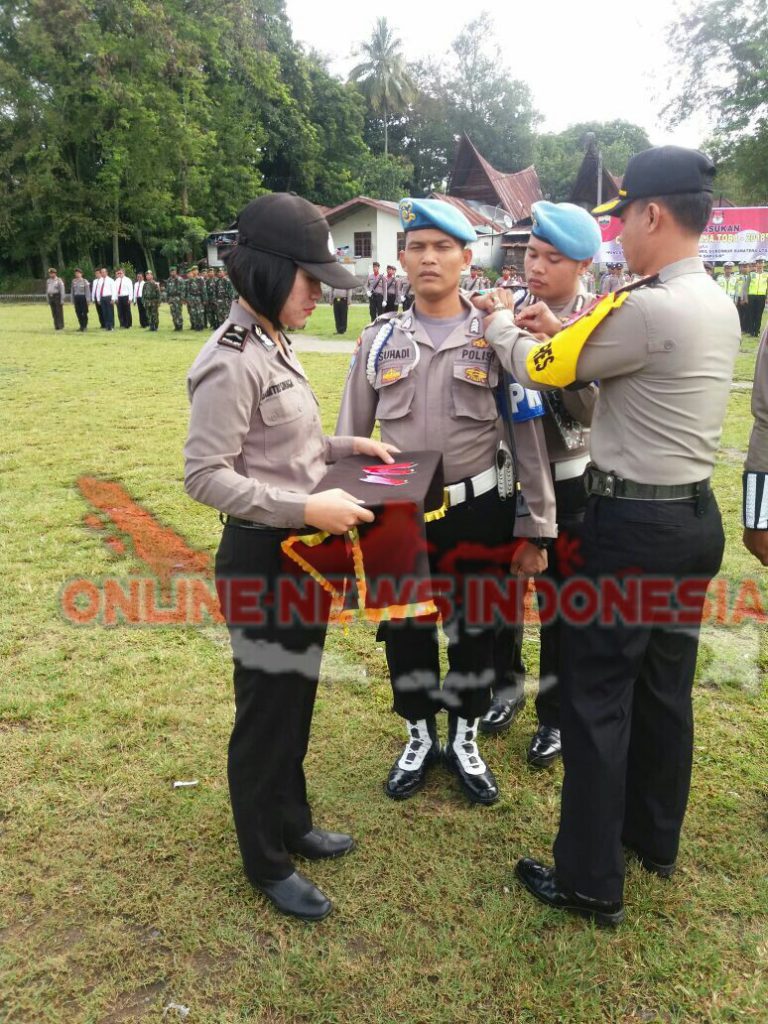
[{"left": 531, "top": 537, "right": 554, "bottom": 550}]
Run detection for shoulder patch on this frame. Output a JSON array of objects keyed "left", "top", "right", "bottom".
[
  {"left": 217, "top": 323, "right": 249, "bottom": 351},
  {"left": 615, "top": 274, "right": 660, "bottom": 295}
]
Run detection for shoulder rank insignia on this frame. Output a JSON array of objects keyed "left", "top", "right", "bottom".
[
  {"left": 613, "top": 273, "right": 659, "bottom": 295},
  {"left": 217, "top": 323, "right": 249, "bottom": 351}
]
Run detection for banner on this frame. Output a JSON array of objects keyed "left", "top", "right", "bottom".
[{"left": 595, "top": 207, "right": 768, "bottom": 264}]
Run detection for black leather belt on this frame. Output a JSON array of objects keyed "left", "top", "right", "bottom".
[
  {"left": 220, "top": 513, "right": 292, "bottom": 534},
  {"left": 584, "top": 465, "right": 710, "bottom": 501}
]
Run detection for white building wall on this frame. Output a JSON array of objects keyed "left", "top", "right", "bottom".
[
  {"left": 469, "top": 233, "right": 505, "bottom": 271},
  {"left": 327, "top": 206, "right": 403, "bottom": 278}
]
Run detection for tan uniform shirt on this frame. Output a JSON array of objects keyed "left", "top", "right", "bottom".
[
  {"left": 335, "top": 298, "right": 556, "bottom": 537},
  {"left": 485, "top": 257, "right": 741, "bottom": 485},
  {"left": 746, "top": 326, "right": 768, "bottom": 474},
  {"left": 185, "top": 301, "right": 355, "bottom": 527}
]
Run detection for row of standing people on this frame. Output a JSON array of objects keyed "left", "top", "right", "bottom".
[
  {"left": 43, "top": 265, "right": 237, "bottom": 333},
  {"left": 716, "top": 259, "right": 768, "bottom": 336}
]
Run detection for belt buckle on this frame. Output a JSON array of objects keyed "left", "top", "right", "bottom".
[{"left": 601, "top": 472, "right": 617, "bottom": 497}]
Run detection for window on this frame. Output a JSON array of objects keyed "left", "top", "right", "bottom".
[
  {"left": 354, "top": 232, "right": 372, "bottom": 258},
  {"left": 396, "top": 232, "right": 406, "bottom": 254}
]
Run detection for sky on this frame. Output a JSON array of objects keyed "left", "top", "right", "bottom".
[{"left": 284, "top": 0, "right": 714, "bottom": 150}]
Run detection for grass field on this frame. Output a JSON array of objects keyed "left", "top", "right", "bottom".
[{"left": 1, "top": 304, "right": 766, "bottom": 1024}]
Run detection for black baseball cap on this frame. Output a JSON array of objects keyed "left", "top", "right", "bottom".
[
  {"left": 231, "top": 193, "right": 357, "bottom": 288},
  {"left": 593, "top": 146, "right": 715, "bottom": 217}
]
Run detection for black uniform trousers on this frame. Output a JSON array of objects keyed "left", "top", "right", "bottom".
[
  {"left": 48, "top": 295, "right": 64, "bottom": 330},
  {"left": 73, "top": 294, "right": 89, "bottom": 330},
  {"left": 553, "top": 492, "right": 724, "bottom": 903},
  {"left": 332, "top": 297, "right": 348, "bottom": 334},
  {"left": 94, "top": 298, "right": 105, "bottom": 328},
  {"left": 368, "top": 293, "right": 384, "bottom": 322},
  {"left": 100, "top": 297, "right": 115, "bottom": 330},
  {"left": 136, "top": 297, "right": 148, "bottom": 328},
  {"left": 116, "top": 295, "right": 132, "bottom": 328},
  {"left": 535, "top": 473, "right": 589, "bottom": 727},
  {"left": 384, "top": 487, "right": 515, "bottom": 722},
  {"left": 748, "top": 294, "right": 766, "bottom": 337},
  {"left": 215, "top": 524, "right": 330, "bottom": 882}
]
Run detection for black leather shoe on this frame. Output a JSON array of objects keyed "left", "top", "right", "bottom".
[
  {"left": 514, "top": 858, "right": 624, "bottom": 927},
  {"left": 479, "top": 694, "right": 526, "bottom": 734},
  {"left": 443, "top": 744, "right": 499, "bottom": 805},
  {"left": 253, "top": 871, "right": 332, "bottom": 921},
  {"left": 385, "top": 740, "right": 441, "bottom": 800},
  {"left": 624, "top": 844, "right": 676, "bottom": 879},
  {"left": 287, "top": 828, "right": 355, "bottom": 861},
  {"left": 526, "top": 725, "right": 562, "bottom": 767}
]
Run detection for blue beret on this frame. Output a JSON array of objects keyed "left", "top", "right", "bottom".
[
  {"left": 399, "top": 198, "right": 477, "bottom": 244},
  {"left": 530, "top": 201, "right": 602, "bottom": 260}
]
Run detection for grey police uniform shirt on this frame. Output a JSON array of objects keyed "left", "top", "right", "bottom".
[
  {"left": 747, "top": 325, "right": 768, "bottom": 475},
  {"left": 484, "top": 257, "right": 741, "bottom": 485},
  {"left": 366, "top": 272, "right": 386, "bottom": 297},
  {"left": 185, "top": 301, "right": 355, "bottom": 528},
  {"left": 335, "top": 297, "right": 556, "bottom": 538},
  {"left": 46, "top": 278, "right": 65, "bottom": 299},
  {"left": 70, "top": 278, "right": 91, "bottom": 300}
]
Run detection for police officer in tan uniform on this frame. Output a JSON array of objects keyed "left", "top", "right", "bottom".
[
  {"left": 481, "top": 203, "right": 601, "bottom": 767},
  {"left": 337, "top": 199, "right": 554, "bottom": 806},
  {"left": 185, "top": 193, "right": 396, "bottom": 922},
  {"left": 743, "top": 324, "right": 768, "bottom": 565},
  {"left": 477, "top": 146, "right": 741, "bottom": 925}
]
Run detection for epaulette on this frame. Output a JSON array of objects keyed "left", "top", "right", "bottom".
[
  {"left": 217, "top": 323, "right": 249, "bottom": 351},
  {"left": 614, "top": 274, "right": 660, "bottom": 295}
]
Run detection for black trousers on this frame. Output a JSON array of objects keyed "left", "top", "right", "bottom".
[
  {"left": 116, "top": 295, "right": 132, "bottom": 328},
  {"left": 368, "top": 294, "right": 383, "bottom": 322},
  {"left": 383, "top": 488, "right": 515, "bottom": 722},
  {"left": 332, "top": 298, "right": 348, "bottom": 333},
  {"left": 553, "top": 492, "right": 724, "bottom": 902},
  {"left": 73, "top": 295, "right": 89, "bottom": 330},
  {"left": 136, "top": 297, "right": 148, "bottom": 327},
  {"left": 215, "top": 524, "right": 330, "bottom": 882},
  {"left": 383, "top": 297, "right": 399, "bottom": 315},
  {"left": 748, "top": 294, "right": 766, "bottom": 336},
  {"left": 48, "top": 296, "right": 64, "bottom": 330},
  {"left": 100, "top": 297, "right": 114, "bottom": 330},
  {"left": 95, "top": 299, "right": 105, "bottom": 328}
]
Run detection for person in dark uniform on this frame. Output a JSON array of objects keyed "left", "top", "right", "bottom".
[
  {"left": 383, "top": 265, "right": 399, "bottom": 313},
  {"left": 477, "top": 146, "right": 741, "bottom": 925},
  {"left": 46, "top": 268, "right": 65, "bottom": 329},
  {"left": 70, "top": 269, "right": 91, "bottom": 331},
  {"left": 185, "top": 193, "right": 396, "bottom": 922},
  {"left": 337, "top": 199, "right": 551, "bottom": 807},
  {"left": 481, "top": 202, "right": 601, "bottom": 768},
  {"left": 366, "top": 262, "right": 386, "bottom": 321},
  {"left": 330, "top": 285, "right": 353, "bottom": 333}
]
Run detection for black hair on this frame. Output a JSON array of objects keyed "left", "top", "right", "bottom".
[
  {"left": 640, "top": 193, "right": 713, "bottom": 235},
  {"left": 223, "top": 244, "right": 297, "bottom": 329}
]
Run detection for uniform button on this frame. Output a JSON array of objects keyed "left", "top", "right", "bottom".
[{"left": 663, "top": 340, "right": 674, "bottom": 351}]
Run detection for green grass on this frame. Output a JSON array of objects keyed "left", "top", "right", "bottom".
[{"left": 1, "top": 304, "right": 766, "bottom": 1023}]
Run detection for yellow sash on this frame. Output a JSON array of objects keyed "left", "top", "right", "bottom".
[{"left": 524, "top": 290, "right": 632, "bottom": 388}]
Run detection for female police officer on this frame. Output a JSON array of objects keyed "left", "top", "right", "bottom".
[{"left": 184, "top": 193, "right": 396, "bottom": 921}]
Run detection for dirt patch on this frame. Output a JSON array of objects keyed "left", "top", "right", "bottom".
[{"left": 99, "top": 980, "right": 167, "bottom": 1023}]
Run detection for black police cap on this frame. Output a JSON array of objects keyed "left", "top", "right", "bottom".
[
  {"left": 593, "top": 146, "right": 715, "bottom": 217},
  {"left": 230, "top": 193, "right": 357, "bottom": 289}
]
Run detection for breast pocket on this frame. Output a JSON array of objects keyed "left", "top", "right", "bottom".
[
  {"left": 375, "top": 371, "right": 416, "bottom": 422},
  {"left": 259, "top": 389, "right": 310, "bottom": 463},
  {"left": 451, "top": 363, "right": 499, "bottom": 421}
]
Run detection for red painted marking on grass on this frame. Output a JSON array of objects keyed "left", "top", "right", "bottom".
[{"left": 77, "top": 477, "right": 211, "bottom": 584}]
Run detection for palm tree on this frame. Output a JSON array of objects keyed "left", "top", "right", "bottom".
[{"left": 349, "top": 18, "right": 415, "bottom": 156}]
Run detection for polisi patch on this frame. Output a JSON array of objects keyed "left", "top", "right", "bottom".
[{"left": 217, "top": 324, "right": 249, "bottom": 351}]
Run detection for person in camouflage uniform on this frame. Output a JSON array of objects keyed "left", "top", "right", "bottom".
[
  {"left": 215, "top": 267, "right": 236, "bottom": 325},
  {"left": 204, "top": 267, "right": 219, "bottom": 329},
  {"left": 186, "top": 266, "right": 206, "bottom": 330},
  {"left": 165, "top": 267, "right": 186, "bottom": 331},
  {"left": 143, "top": 271, "right": 161, "bottom": 332}
]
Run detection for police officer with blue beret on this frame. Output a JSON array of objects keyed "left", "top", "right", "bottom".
[
  {"left": 337, "top": 198, "right": 554, "bottom": 806},
  {"left": 483, "top": 202, "right": 602, "bottom": 769}
]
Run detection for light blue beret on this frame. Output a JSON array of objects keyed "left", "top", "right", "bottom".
[
  {"left": 530, "top": 201, "right": 602, "bottom": 260},
  {"left": 399, "top": 198, "right": 477, "bottom": 244}
]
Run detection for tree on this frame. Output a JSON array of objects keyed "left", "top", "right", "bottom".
[
  {"left": 665, "top": 0, "right": 768, "bottom": 202},
  {"left": 348, "top": 18, "right": 415, "bottom": 156},
  {"left": 535, "top": 121, "right": 652, "bottom": 202}
]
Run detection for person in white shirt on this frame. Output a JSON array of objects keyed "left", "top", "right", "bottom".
[
  {"left": 92, "top": 269, "right": 105, "bottom": 328},
  {"left": 99, "top": 268, "right": 116, "bottom": 331},
  {"left": 133, "top": 273, "right": 148, "bottom": 328},
  {"left": 114, "top": 268, "right": 133, "bottom": 328}
]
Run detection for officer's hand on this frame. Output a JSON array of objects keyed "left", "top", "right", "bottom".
[
  {"left": 304, "top": 489, "right": 375, "bottom": 535},
  {"left": 469, "top": 288, "right": 514, "bottom": 317},
  {"left": 515, "top": 302, "right": 561, "bottom": 338},
  {"left": 352, "top": 438, "right": 400, "bottom": 463},
  {"left": 510, "top": 541, "right": 547, "bottom": 576},
  {"left": 743, "top": 528, "right": 768, "bottom": 566}
]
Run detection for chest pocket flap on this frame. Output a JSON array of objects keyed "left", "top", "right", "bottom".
[{"left": 451, "top": 357, "right": 499, "bottom": 421}]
